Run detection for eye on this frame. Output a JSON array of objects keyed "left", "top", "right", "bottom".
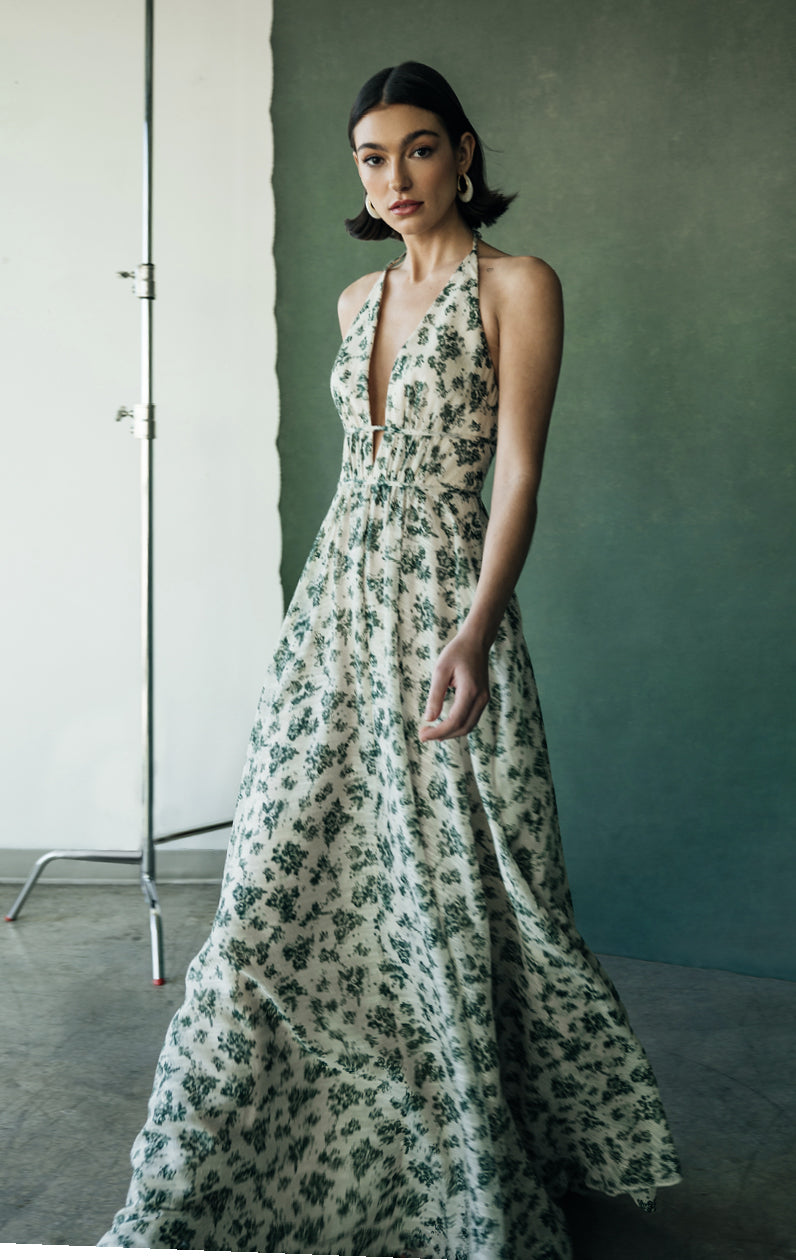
[
  {"left": 411, "top": 145, "right": 434, "bottom": 158},
  {"left": 362, "top": 154, "right": 383, "bottom": 167}
]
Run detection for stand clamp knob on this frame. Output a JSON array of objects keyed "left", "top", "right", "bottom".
[
  {"left": 116, "top": 263, "right": 156, "bottom": 299},
  {"left": 115, "top": 404, "right": 156, "bottom": 439}
]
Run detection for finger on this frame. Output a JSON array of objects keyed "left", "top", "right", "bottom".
[
  {"left": 420, "top": 709, "right": 473, "bottom": 741},
  {"left": 420, "top": 689, "right": 487, "bottom": 742},
  {"left": 422, "top": 663, "right": 453, "bottom": 723}
]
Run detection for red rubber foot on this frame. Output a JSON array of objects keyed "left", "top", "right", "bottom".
[
  {"left": 4, "top": 916, "right": 13, "bottom": 922},
  {"left": 153, "top": 978, "right": 166, "bottom": 986}
]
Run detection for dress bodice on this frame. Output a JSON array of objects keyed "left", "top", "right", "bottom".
[{"left": 330, "top": 235, "right": 499, "bottom": 495}]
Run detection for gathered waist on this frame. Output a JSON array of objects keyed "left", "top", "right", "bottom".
[
  {"left": 339, "top": 426, "right": 495, "bottom": 498},
  {"left": 338, "top": 476, "right": 482, "bottom": 499}
]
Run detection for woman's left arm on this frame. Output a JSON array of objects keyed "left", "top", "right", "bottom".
[{"left": 419, "top": 256, "right": 564, "bottom": 743}]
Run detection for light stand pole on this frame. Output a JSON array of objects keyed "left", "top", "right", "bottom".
[
  {"left": 131, "top": 0, "right": 160, "bottom": 982},
  {"left": 5, "top": 0, "right": 232, "bottom": 983}
]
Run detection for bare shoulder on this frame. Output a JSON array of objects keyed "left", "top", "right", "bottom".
[
  {"left": 337, "top": 269, "right": 382, "bottom": 338},
  {"left": 477, "top": 243, "right": 562, "bottom": 317}
]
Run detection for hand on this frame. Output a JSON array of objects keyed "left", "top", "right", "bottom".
[{"left": 419, "top": 631, "right": 490, "bottom": 742}]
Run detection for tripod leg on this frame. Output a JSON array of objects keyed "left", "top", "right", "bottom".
[
  {"left": 6, "top": 850, "right": 142, "bottom": 922},
  {"left": 6, "top": 852, "right": 55, "bottom": 922},
  {"left": 140, "top": 873, "right": 165, "bottom": 985}
]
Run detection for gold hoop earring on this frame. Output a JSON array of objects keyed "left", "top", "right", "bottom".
[
  {"left": 457, "top": 173, "right": 474, "bottom": 204},
  {"left": 365, "top": 195, "right": 381, "bottom": 220}
]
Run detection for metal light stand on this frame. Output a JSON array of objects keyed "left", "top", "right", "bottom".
[{"left": 5, "top": 0, "right": 231, "bottom": 983}]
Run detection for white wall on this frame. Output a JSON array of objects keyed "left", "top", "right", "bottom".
[{"left": 0, "top": 1, "right": 279, "bottom": 872}]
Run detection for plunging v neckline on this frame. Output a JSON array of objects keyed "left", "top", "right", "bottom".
[{"left": 366, "top": 235, "right": 478, "bottom": 465}]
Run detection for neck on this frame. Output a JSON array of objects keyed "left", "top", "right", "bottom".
[{"left": 397, "top": 214, "right": 474, "bottom": 283}]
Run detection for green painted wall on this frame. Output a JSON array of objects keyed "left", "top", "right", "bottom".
[{"left": 272, "top": 1, "right": 795, "bottom": 980}]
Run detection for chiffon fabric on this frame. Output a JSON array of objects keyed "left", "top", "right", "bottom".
[{"left": 99, "top": 235, "right": 680, "bottom": 1258}]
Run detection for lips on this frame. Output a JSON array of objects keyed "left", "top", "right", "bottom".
[{"left": 390, "top": 200, "right": 423, "bottom": 214}]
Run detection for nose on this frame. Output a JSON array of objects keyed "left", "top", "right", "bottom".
[{"left": 388, "top": 159, "right": 410, "bottom": 191}]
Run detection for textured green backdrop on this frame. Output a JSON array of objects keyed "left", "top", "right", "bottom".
[{"left": 271, "top": 0, "right": 795, "bottom": 980}]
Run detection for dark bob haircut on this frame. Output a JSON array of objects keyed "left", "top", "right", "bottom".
[{"left": 345, "top": 61, "right": 515, "bottom": 242}]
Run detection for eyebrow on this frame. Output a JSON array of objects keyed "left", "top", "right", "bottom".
[{"left": 355, "top": 128, "right": 440, "bottom": 153}]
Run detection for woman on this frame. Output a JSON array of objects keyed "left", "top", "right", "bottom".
[{"left": 100, "top": 62, "right": 680, "bottom": 1259}]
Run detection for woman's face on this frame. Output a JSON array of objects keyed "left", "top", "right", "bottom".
[{"left": 352, "top": 103, "right": 473, "bottom": 237}]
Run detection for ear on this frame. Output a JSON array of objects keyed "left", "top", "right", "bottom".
[
  {"left": 458, "top": 132, "right": 476, "bottom": 175},
  {"left": 352, "top": 151, "right": 368, "bottom": 190}
]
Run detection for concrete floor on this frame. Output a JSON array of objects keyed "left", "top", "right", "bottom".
[{"left": 0, "top": 883, "right": 793, "bottom": 1259}]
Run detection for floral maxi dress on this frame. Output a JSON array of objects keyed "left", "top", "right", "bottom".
[{"left": 99, "top": 236, "right": 681, "bottom": 1258}]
